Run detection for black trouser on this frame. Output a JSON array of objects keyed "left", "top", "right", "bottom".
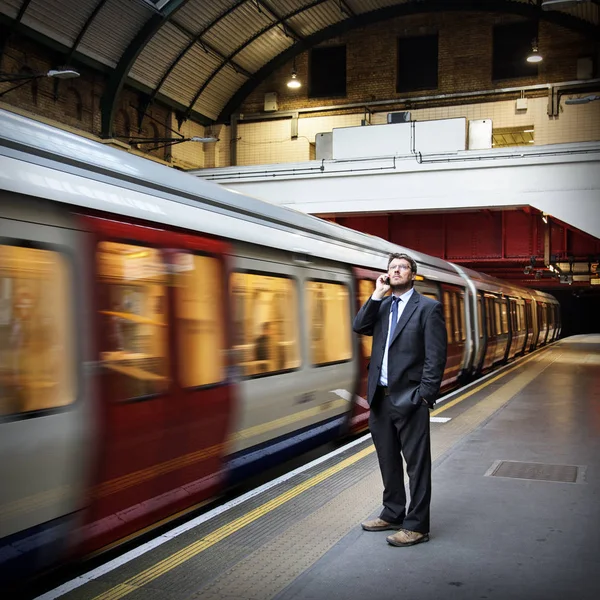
[{"left": 369, "top": 385, "right": 432, "bottom": 533}]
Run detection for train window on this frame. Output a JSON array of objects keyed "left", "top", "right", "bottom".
[
  {"left": 451, "top": 293, "right": 460, "bottom": 342},
  {"left": 499, "top": 300, "right": 509, "bottom": 334},
  {"left": 542, "top": 304, "right": 548, "bottom": 328},
  {"left": 485, "top": 297, "right": 493, "bottom": 337},
  {"left": 306, "top": 280, "right": 352, "bottom": 366},
  {"left": 443, "top": 291, "right": 453, "bottom": 342},
  {"left": 518, "top": 304, "right": 525, "bottom": 331},
  {"left": 493, "top": 301, "right": 502, "bottom": 335},
  {"left": 97, "top": 242, "right": 169, "bottom": 400},
  {"left": 358, "top": 279, "right": 375, "bottom": 358},
  {"left": 509, "top": 300, "right": 517, "bottom": 331},
  {"left": 230, "top": 272, "right": 300, "bottom": 377},
  {"left": 175, "top": 254, "right": 225, "bottom": 387},
  {"left": 0, "top": 244, "right": 74, "bottom": 416}
]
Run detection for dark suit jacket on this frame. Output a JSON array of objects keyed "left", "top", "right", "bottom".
[{"left": 353, "top": 290, "right": 447, "bottom": 412}]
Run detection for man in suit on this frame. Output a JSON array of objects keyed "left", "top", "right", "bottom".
[{"left": 353, "top": 253, "right": 447, "bottom": 547}]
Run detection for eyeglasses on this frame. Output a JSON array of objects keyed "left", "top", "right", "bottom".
[{"left": 389, "top": 264, "right": 412, "bottom": 272}]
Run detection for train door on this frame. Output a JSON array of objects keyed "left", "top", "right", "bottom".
[
  {"left": 473, "top": 292, "right": 487, "bottom": 373},
  {"left": 0, "top": 200, "right": 92, "bottom": 580},
  {"left": 525, "top": 300, "right": 535, "bottom": 351},
  {"left": 481, "top": 295, "right": 498, "bottom": 372},
  {"left": 81, "top": 216, "right": 232, "bottom": 552},
  {"left": 440, "top": 284, "right": 467, "bottom": 388},
  {"left": 351, "top": 268, "right": 380, "bottom": 433},
  {"left": 538, "top": 303, "right": 549, "bottom": 346},
  {"left": 225, "top": 253, "right": 354, "bottom": 482},
  {"left": 496, "top": 297, "right": 510, "bottom": 363},
  {"left": 515, "top": 301, "right": 527, "bottom": 356},
  {"left": 506, "top": 299, "right": 516, "bottom": 359}
]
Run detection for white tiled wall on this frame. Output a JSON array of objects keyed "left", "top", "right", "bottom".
[
  {"left": 219, "top": 96, "right": 600, "bottom": 166},
  {"left": 170, "top": 116, "right": 206, "bottom": 170}
]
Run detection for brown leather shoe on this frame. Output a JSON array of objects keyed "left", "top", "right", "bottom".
[
  {"left": 361, "top": 518, "right": 402, "bottom": 532},
  {"left": 386, "top": 529, "right": 430, "bottom": 546}
]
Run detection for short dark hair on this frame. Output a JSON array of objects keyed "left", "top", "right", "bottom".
[{"left": 387, "top": 252, "right": 417, "bottom": 274}]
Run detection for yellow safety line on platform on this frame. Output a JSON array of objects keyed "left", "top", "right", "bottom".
[
  {"left": 92, "top": 446, "right": 375, "bottom": 600},
  {"left": 431, "top": 349, "right": 545, "bottom": 417}
]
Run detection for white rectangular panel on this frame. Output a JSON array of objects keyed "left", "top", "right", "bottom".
[{"left": 332, "top": 118, "right": 467, "bottom": 160}]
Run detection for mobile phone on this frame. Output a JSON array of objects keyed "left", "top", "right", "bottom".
[{"left": 383, "top": 276, "right": 390, "bottom": 285}]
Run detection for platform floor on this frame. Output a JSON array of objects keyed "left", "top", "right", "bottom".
[{"left": 40, "top": 335, "right": 600, "bottom": 600}]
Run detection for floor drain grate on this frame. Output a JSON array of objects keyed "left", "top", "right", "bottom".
[{"left": 486, "top": 460, "right": 583, "bottom": 483}]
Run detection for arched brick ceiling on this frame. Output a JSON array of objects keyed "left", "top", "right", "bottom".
[{"left": 0, "top": 0, "right": 598, "bottom": 135}]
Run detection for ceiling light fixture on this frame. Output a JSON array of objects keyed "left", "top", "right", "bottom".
[
  {"left": 287, "top": 59, "right": 301, "bottom": 89},
  {"left": 526, "top": 40, "right": 543, "bottom": 63},
  {"left": 0, "top": 68, "right": 80, "bottom": 83},
  {"left": 0, "top": 67, "right": 80, "bottom": 98}
]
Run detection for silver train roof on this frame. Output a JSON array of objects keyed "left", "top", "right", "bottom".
[{"left": 0, "top": 108, "right": 554, "bottom": 299}]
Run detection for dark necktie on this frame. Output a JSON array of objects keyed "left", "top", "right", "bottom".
[{"left": 388, "top": 296, "right": 401, "bottom": 345}]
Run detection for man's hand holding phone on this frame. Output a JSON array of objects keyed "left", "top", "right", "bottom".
[{"left": 374, "top": 273, "right": 390, "bottom": 300}]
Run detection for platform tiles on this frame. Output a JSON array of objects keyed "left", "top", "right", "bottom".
[{"left": 39, "top": 335, "right": 600, "bottom": 600}]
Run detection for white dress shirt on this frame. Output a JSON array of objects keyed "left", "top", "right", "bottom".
[{"left": 372, "top": 287, "right": 414, "bottom": 386}]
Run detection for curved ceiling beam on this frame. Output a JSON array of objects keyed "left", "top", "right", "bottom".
[
  {"left": 15, "top": 0, "right": 34, "bottom": 23},
  {"left": 254, "top": 0, "right": 304, "bottom": 40},
  {"left": 338, "top": 0, "right": 356, "bottom": 17},
  {"left": 169, "top": 20, "right": 251, "bottom": 77},
  {"left": 143, "top": 1, "right": 254, "bottom": 115},
  {"left": 100, "top": 0, "right": 190, "bottom": 138},
  {"left": 219, "top": 0, "right": 599, "bottom": 122},
  {"left": 184, "top": 0, "right": 328, "bottom": 120}
]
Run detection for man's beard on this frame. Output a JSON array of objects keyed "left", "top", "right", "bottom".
[{"left": 391, "top": 281, "right": 413, "bottom": 294}]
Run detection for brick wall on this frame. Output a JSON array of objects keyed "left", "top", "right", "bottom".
[
  {"left": 240, "top": 12, "right": 596, "bottom": 115},
  {"left": 0, "top": 33, "right": 180, "bottom": 166}
]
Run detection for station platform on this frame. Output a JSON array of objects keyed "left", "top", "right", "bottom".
[{"left": 38, "top": 335, "right": 600, "bottom": 600}]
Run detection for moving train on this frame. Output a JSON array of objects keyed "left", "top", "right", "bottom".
[{"left": 0, "top": 108, "right": 560, "bottom": 584}]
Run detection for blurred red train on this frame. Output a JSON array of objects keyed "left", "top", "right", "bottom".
[{"left": 0, "top": 109, "right": 560, "bottom": 584}]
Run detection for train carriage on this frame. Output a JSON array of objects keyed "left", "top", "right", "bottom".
[{"left": 0, "top": 108, "right": 560, "bottom": 585}]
